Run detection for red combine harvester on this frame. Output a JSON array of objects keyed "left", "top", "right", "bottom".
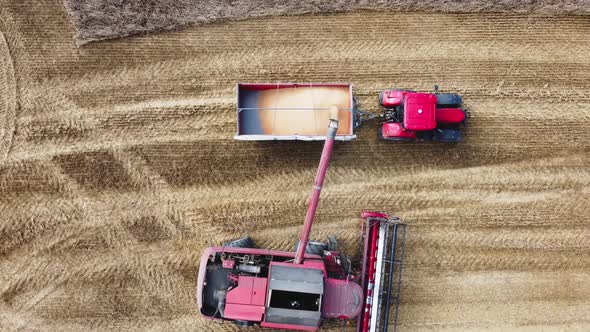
[
  {"left": 234, "top": 82, "right": 467, "bottom": 142},
  {"left": 197, "top": 120, "right": 407, "bottom": 331}
]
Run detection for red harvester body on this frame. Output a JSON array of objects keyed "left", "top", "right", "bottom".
[{"left": 197, "top": 120, "right": 406, "bottom": 331}]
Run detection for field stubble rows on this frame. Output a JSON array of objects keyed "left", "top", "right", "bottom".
[{"left": 0, "top": 1, "right": 589, "bottom": 330}]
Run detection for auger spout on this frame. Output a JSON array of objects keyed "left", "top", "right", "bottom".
[{"left": 293, "top": 119, "right": 338, "bottom": 264}]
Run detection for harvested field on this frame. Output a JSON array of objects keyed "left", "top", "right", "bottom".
[
  {"left": 1, "top": 0, "right": 590, "bottom": 331},
  {"left": 63, "top": 0, "right": 590, "bottom": 44}
]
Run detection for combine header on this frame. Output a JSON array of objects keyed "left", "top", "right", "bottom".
[
  {"left": 234, "top": 82, "right": 467, "bottom": 142},
  {"left": 357, "top": 212, "right": 407, "bottom": 332},
  {"left": 197, "top": 120, "right": 407, "bottom": 331}
]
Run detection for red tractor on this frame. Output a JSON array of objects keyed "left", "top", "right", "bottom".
[
  {"left": 197, "top": 120, "right": 407, "bottom": 331},
  {"left": 377, "top": 86, "right": 467, "bottom": 142}
]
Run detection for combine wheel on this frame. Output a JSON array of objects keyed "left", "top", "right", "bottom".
[
  {"left": 436, "top": 93, "right": 463, "bottom": 107},
  {"left": 294, "top": 240, "right": 329, "bottom": 256},
  {"left": 223, "top": 237, "right": 254, "bottom": 248}
]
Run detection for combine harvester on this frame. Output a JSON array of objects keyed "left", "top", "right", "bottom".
[
  {"left": 235, "top": 82, "right": 467, "bottom": 142},
  {"left": 197, "top": 120, "right": 407, "bottom": 331}
]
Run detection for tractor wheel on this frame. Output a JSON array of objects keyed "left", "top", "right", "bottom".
[
  {"left": 378, "top": 92, "right": 384, "bottom": 106},
  {"left": 294, "top": 240, "right": 329, "bottom": 256},
  {"left": 417, "top": 130, "right": 435, "bottom": 141},
  {"left": 436, "top": 93, "right": 463, "bottom": 107},
  {"left": 233, "top": 320, "right": 254, "bottom": 327},
  {"left": 223, "top": 237, "right": 254, "bottom": 248},
  {"left": 434, "top": 128, "right": 462, "bottom": 143}
]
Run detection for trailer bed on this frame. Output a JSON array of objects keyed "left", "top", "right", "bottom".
[{"left": 235, "top": 83, "right": 356, "bottom": 141}]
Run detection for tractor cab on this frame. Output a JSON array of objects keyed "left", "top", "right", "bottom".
[
  {"left": 381, "top": 90, "right": 437, "bottom": 131},
  {"left": 403, "top": 93, "right": 437, "bottom": 131}
]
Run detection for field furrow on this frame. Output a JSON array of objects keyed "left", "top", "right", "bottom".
[{"left": 0, "top": 0, "right": 589, "bottom": 331}]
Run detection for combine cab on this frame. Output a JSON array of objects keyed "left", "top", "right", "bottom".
[{"left": 198, "top": 120, "right": 407, "bottom": 331}]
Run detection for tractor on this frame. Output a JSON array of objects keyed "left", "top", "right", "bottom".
[{"left": 377, "top": 86, "right": 467, "bottom": 142}]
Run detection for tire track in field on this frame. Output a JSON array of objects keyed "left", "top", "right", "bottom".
[
  {"left": 111, "top": 148, "right": 171, "bottom": 191},
  {"left": 0, "top": 31, "right": 16, "bottom": 161}
]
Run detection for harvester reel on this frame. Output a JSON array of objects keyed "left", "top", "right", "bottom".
[{"left": 223, "top": 237, "right": 254, "bottom": 248}]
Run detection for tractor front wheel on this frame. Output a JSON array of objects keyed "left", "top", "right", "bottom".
[{"left": 436, "top": 93, "right": 463, "bottom": 107}]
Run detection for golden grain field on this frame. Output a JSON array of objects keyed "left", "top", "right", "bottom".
[{"left": 1, "top": 1, "right": 589, "bottom": 331}]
